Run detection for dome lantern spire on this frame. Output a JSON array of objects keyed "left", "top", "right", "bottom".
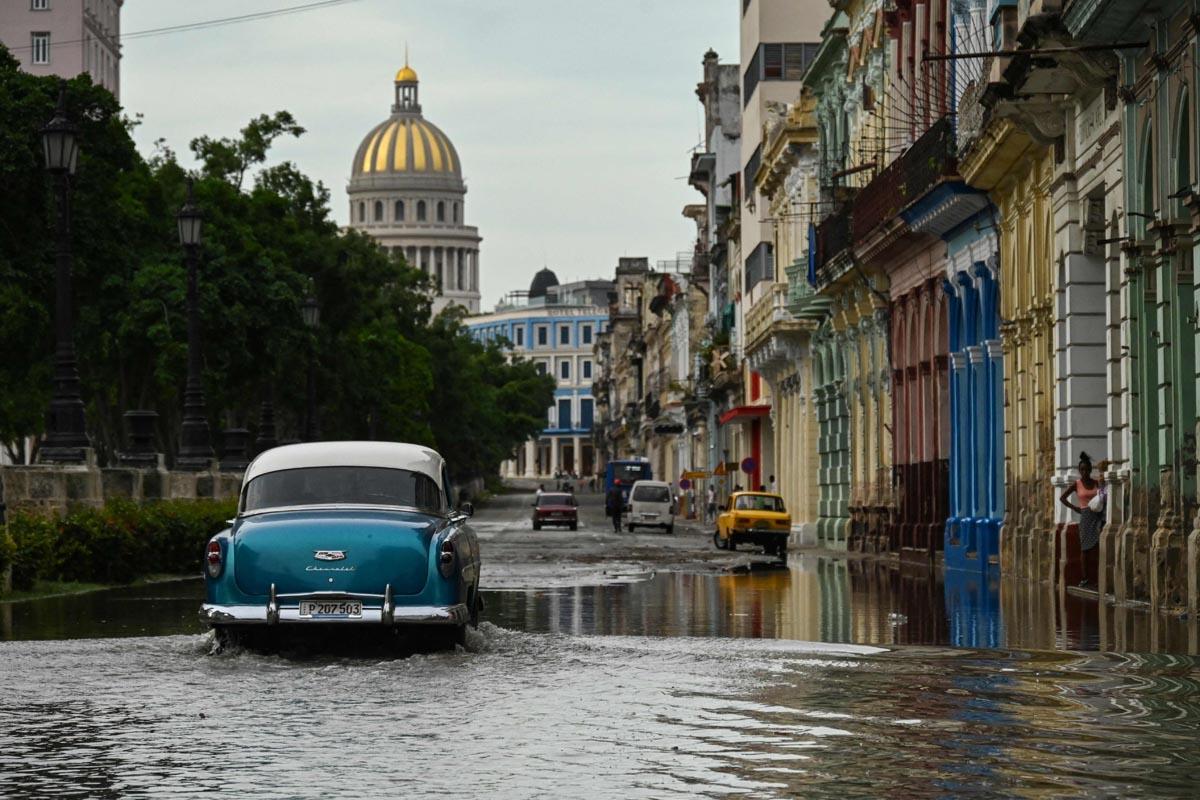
[{"left": 393, "top": 48, "right": 420, "bottom": 113}]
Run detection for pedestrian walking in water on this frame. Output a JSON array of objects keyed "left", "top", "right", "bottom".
[
  {"left": 605, "top": 480, "right": 624, "bottom": 532},
  {"left": 1059, "top": 452, "right": 1107, "bottom": 588}
]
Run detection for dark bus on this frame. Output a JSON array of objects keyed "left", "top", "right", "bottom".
[{"left": 604, "top": 459, "right": 652, "bottom": 503}]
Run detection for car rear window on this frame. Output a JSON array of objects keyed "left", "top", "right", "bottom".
[
  {"left": 632, "top": 485, "right": 671, "bottom": 503},
  {"left": 734, "top": 494, "right": 785, "bottom": 512},
  {"left": 243, "top": 466, "right": 444, "bottom": 513},
  {"left": 538, "top": 493, "right": 575, "bottom": 507}
]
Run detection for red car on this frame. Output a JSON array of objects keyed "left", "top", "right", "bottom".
[{"left": 533, "top": 492, "right": 578, "bottom": 530}]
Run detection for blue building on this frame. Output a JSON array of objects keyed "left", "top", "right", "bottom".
[
  {"left": 467, "top": 269, "right": 614, "bottom": 478},
  {"left": 943, "top": 214, "right": 1003, "bottom": 575}
]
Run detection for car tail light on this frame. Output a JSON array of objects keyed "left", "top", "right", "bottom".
[
  {"left": 438, "top": 539, "right": 455, "bottom": 578},
  {"left": 205, "top": 540, "right": 223, "bottom": 578}
]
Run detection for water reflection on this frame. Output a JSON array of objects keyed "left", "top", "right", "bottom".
[
  {"left": 484, "top": 555, "right": 1198, "bottom": 655},
  {"left": 3, "top": 556, "right": 1197, "bottom": 655},
  {"left": 0, "top": 579, "right": 205, "bottom": 642}
]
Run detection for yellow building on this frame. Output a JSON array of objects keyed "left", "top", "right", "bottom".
[{"left": 959, "top": 116, "right": 1055, "bottom": 578}]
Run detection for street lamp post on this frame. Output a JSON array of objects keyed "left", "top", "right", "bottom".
[
  {"left": 175, "top": 178, "right": 214, "bottom": 470},
  {"left": 38, "top": 81, "right": 91, "bottom": 464},
  {"left": 301, "top": 290, "right": 321, "bottom": 441}
]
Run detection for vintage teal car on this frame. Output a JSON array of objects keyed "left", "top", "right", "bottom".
[{"left": 200, "top": 441, "right": 481, "bottom": 649}]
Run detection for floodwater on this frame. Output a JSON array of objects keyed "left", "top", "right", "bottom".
[
  {"left": 3, "top": 555, "right": 1194, "bottom": 653},
  {"left": 3, "top": 560, "right": 1200, "bottom": 797}
]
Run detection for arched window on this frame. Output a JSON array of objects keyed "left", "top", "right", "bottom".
[
  {"left": 358, "top": 201, "right": 366, "bottom": 222},
  {"left": 453, "top": 202, "right": 460, "bottom": 223},
  {"left": 437, "top": 201, "right": 446, "bottom": 222},
  {"left": 395, "top": 200, "right": 405, "bottom": 221},
  {"left": 417, "top": 200, "right": 427, "bottom": 221},
  {"left": 374, "top": 200, "right": 384, "bottom": 222}
]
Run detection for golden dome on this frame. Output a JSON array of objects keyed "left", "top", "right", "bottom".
[
  {"left": 395, "top": 64, "right": 418, "bottom": 82},
  {"left": 352, "top": 117, "right": 461, "bottom": 177}
]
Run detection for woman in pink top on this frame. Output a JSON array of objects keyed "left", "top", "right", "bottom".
[{"left": 1059, "top": 452, "right": 1106, "bottom": 588}]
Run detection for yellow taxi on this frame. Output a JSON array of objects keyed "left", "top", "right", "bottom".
[{"left": 714, "top": 492, "right": 791, "bottom": 557}]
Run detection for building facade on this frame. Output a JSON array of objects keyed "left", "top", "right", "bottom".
[
  {"left": 468, "top": 271, "right": 611, "bottom": 479},
  {"left": 593, "top": 258, "right": 707, "bottom": 486},
  {"left": 0, "top": 0, "right": 122, "bottom": 98},
  {"left": 348, "top": 63, "right": 482, "bottom": 315},
  {"left": 732, "top": 0, "right": 825, "bottom": 495},
  {"left": 587, "top": 0, "right": 1200, "bottom": 619},
  {"left": 687, "top": 51, "right": 743, "bottom": 502},
  {"left": 746, "top": 89, "right": 822, "bottom": 544}
]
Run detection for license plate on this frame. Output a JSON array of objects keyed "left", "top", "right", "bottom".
[
  {"left": 641, "top": 513, "right": 658, "bottom": 518},
  {"left": 299, "top": 600, "right": 363, "bottom": 618}
]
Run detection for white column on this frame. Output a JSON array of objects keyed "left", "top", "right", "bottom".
[
  {"left": 573, "top": 436, "right": 581, "bottom": 474},
  {"left": 524, "top": 439, "right": 536, "bottom": 478},
  {"left": 550, "top": 437, "right": 559, "bottom": 476}
]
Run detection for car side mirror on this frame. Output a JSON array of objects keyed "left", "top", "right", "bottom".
[{"left": 459, "top": 502, "right": 474, "bottom": 518}]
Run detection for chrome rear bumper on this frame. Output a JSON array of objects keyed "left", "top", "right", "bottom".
[{"left": 201, "top": 583, "right": 468, "bottom": 626}]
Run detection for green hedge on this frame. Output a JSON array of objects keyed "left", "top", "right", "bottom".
[{"left": 1, "top": 498, "right": 236, "bottom": 592}]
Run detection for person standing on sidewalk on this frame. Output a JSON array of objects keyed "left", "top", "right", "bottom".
[
  {"left": 705, "top": 485, "right": 717, "bottom": 525},
  {"left": 1059, "top": 452, "right": 1107, "bottom": 588},
  {"left": 605, "top": 480, "right": 624, "bottom": 532}
]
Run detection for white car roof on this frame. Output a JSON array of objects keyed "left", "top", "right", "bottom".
[
  {"left": 243, "top": 441, "right": 445, "bottom": 490},
  {"left": 632, "top": 480, "right": 670, "bottom": 488}
]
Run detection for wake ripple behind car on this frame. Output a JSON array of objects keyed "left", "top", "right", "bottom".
[{"left": 200, "top": 441, "right": 481, "bottom": 649}]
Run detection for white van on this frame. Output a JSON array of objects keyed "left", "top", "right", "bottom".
[{"left": 626, "top": 480, "right": 676, "bottom": 533}]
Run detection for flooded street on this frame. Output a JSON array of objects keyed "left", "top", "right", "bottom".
[{"left": 3, "top": 492, "right": 1200, "bottom": 797}]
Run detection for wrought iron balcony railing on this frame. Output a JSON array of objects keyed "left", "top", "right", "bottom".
[
  {"left": 851, "top": 116, "right": 957, "bottom": 242},
  {"left": 811, "top": 116, "right": 958, "bottom": 285}
]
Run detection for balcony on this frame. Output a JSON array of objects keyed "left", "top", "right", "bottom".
[
  {"left": 852, "top": 116, "right": 957, "bottom": 241},
  {"left": 812, "top": 205, "right": 852, "bottom": 285},
  {"left": 812, "top": 116, "right": 958, "bottom": 285},
  {"left": 744, "top": 282, "right": 791, "bottom": 351}
]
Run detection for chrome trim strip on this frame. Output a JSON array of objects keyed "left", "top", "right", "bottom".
[
  {"left": 202, "top": 602, "right": 468, "bottom": 626},
  {"left": 267, "top": 583, "right": 279, "bottom": 625},
  {"left": 275, "top": 590, "right": 387, "bottom": 600},
  {"left": 238, "top": 503, "right": 447, "bottom": 520}
]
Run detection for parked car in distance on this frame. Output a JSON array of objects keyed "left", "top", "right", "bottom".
[
  {"left": 533, "top": 492, "right": 578, "bottom": 530},
  {"left": 200, "top": 441, "right": 481, "bottom": 650},
  {"left": 626, "top": 480, "right": 675, "bottom": 533},
  {"left": 714, "top": 492, "right": 790, "bottom": 557}
]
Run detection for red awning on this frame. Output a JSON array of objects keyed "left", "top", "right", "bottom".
[{"left": 718, "top": 405, "right": 770, "bottom": 425}]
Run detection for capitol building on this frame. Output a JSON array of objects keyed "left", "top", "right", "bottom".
[{"left": 348, "top": 62, "right": 481, "bottom": 314}]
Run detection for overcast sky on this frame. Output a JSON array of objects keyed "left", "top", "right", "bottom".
[{"left": 121, "top": 0, "right": 738, "bottom": 309}]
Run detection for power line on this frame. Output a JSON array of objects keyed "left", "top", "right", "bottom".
[{"left": 6, "top": 0, "right": 366, "bottom": 52}]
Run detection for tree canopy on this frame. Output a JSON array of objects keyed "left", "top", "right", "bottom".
[{"left": 0, "top": 47, "right": 553, "bottom": 480}]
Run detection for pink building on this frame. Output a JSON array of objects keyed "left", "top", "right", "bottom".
[{"left": 0, "top": 0, "right": 122, "bottom": 99}]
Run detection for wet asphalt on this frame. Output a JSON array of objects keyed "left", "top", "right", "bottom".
[{"left": 471, "top": 489, "right": 781, "bottom": 590}]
